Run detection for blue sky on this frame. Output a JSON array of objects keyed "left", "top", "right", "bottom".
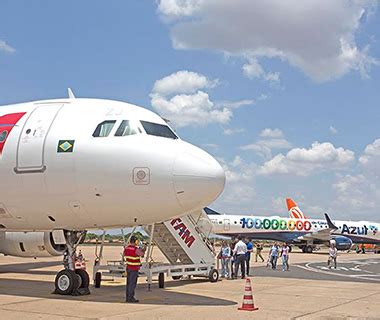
[{"left": 1, "top": 1, "right": 379, "bottom": 220}]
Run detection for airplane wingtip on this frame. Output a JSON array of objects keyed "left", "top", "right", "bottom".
[{"left": 67, "top": 88, "right": 76, "bottom": 99}]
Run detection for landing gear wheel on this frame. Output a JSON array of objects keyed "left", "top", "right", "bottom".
[
  {"left": 172, "top": 276, "right": 182, "bottom": 280},
  {"left": 209, "top": 269, "right": 219, "bottom": 283},
  {"left": 302, "top": 247, "right": 306, "bottom": 253},
  {"left": 54, "top": 269, "right": 79, "bottom": 295},
  {"left": 288, "top": 246, "right": 292, "bottom": 253},
  {"left": 159, "top": 272, "right": 165, "bottom": 288},
  {"left": 306, "top": 246, "right": 313, "bottom": 254},
  {"left": 76, "top": 269, "right": 90, "bottom": 289},
  {"left": 94, "top": 272, "right": 102, "bottom": 288}
]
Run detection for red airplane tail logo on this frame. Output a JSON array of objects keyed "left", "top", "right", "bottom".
[
  {"left": 286, "top": 198, "right": 308, "bottom": 219},
  {"left": 0, "top": 112, "right": 26, "bottom": 154}
]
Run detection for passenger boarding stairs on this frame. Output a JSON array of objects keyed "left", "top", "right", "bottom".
[{"left": 144, "top": 210, "right": 215, "bottom": 265}]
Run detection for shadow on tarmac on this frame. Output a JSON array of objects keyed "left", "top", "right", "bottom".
[
  {"left": 0, "top": 278, "right": 236, "bottom": 305},
  {"left": 0, "top": 261, "right": 236, "bottom": 306},
  {"left": 0, "top": 261, "right": 60, "bottom": 276}
]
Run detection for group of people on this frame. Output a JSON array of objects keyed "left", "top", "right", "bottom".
[
  {"left": 266, "top": 242, "right": 290, "bottom": 271},
  {"left": 219, "top": 236, "right": 289, "bottom": 278},
  {"left": 124, "top": 233, "right": 340, "bottom": 303}
]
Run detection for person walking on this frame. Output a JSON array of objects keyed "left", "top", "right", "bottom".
[
  {"left": 255, "top": 242, "right": 265, "bottom": 262},
  {"left": 124, "top": 235, "right": 144, "bottom": 303},
  {"left": 245, "top": 238, "right": 253, "bottom": 276},
  {"left": 269, "top": 243, "right": 279, "bottom": 270},
  {"left": 327, "top": 241, "right": 338, "bottom": 269},
  {"left": 230, "top": 239, "right": 237, "bottom": 279},
  {"left": 220, "top": 240, "right": 231, "bottom": 278},
  {"left": 281, "top": 242, "right": 290, "bottom": 271},
  {"left": 233, "top": 236, "right": 247, "bottom": 279}
]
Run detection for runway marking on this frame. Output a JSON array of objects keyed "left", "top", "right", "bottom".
[{"left": 295, "top": 260, "right": 380, "bottom": 282}]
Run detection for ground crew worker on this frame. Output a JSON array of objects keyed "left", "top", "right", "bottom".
[
  {"left": 124, "top": 235, "right": 144, "bottom": 303},
  {"left": 255, "top": 242, "right": 264, "bottom": 262}
]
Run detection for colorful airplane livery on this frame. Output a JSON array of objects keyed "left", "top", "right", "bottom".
[{"left": 206, "top": 198, "right": 380, "bottom": 253}]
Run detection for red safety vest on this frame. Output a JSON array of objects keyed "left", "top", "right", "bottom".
[{"left": 124, "top": 245, "right": 141, "bottom": 271}]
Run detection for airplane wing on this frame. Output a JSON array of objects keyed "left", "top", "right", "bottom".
[{"left": 296, "top": 213, "right": 337, "bottom": 241}]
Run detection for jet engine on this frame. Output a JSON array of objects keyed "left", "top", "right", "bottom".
[
  {"left": 332, "top": 236, "right": 353, "bottom": 251},
  {"left": 0, "top": 231, "right": 66, "bottom": 257}
]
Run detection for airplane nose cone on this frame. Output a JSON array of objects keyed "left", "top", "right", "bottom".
[{"left": 173, "top": 146, "right": 225, "bottom": 212}]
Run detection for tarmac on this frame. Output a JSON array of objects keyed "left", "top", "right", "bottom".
[{"left": 0, "top": 245, "right": 379, "bottom": 320}]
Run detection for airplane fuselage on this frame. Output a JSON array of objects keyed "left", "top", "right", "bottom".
[
  {"left": 0, "top": 98, "right": 225, "bottom": 231},
  {"left": 210, "top": 214, "right": 380, "bottom": 245}
]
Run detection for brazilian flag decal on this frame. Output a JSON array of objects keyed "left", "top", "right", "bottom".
[{"left": 57, "top": 140, "right": 75, "bottom": 153}]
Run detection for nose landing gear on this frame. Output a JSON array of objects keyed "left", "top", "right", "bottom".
[{"left": 54, "top": 231, "right": 90, "bottom": 296}]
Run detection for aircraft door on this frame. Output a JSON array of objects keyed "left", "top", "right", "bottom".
[
  {"left": 224, "top": 219, "right": 231, "bottom": 231},
  {"left": 15, "top": 104, "right": 63, "bottom": 173}
]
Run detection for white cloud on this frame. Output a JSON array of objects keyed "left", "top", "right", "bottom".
[
  {"left": 218, "top": 156, "right": 256, "bottom": 183},
  {"left": 151, "top": 90, "right": 231, "bottom": 127},
  {"left": 240, "top": 128, "right": 291, "bottom": 158},
  {"left": 223, "top": 128, "right": 245, "bottom": 136},
  {"left": 241, "top": 138, "right": 292, "bottom": 158},
  {"left": 215, "top": 156, "right": 257, "bottom": 210},
  {"left": 259, "top": 142, "right": 355, "bottom": 176},
  {"left": 218, "top": 99, "right": 255, "bottom": 109},
  {"left": 242, "top": 57, "right": 280, "bottom": 83},
  {"left": 260, "top": 128, "right": 284, "bottom": 139},
  {"left": 157, "top": 0, "right": 203, "bottom": 20},
  {"left": 271, "top": 196, "right": 285, "bottom": 213},
  {"left": 329, "top": 126, "right": 338, "bottom": 135},
  {"left": 151, "top": 70, "right": 254, "bottom": 127},
  {"left": 152, "top": 70, "right": 218, "bottom": 96},
  {"left": 330, "top": 139, "right": 380, "bottom": 216},
  {"left": 332, "top": 174, "right": 379, "bottom": 210},
  {"left": 359, "top": 138, "right": 380, "bottom": 168},
  {"left": 0, "top": 40, "right": 15, "bottom": 54},
  {"left": 158, "top": 0, "right": 379, "bottom": 82}
]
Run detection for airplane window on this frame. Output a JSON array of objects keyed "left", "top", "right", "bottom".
[
  {"left": 115, "top": 120, "right": 141, "bottom": 137},
  {"left": 93, "top": 120, "right": 116, "bottom": 137},
  {"left": 140, "top": 121, "right": 178, "bottom": 139}
]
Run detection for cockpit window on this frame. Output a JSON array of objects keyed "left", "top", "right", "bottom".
[
  {"left": 115, "top": 120, "right": 141, "bottom": 137},
  {"left": 93, "top": 120, "right": 116, "bottom": 137},
  {"left": 140, "top": 121, "right": 178, "bottom": 139}
]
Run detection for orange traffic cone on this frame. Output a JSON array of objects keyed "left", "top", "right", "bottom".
[{"left": 238, "top": 278, "right": 258, "bottom": 311}]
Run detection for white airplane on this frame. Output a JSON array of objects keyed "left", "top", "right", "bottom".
[
  {"left": 0, "top": 90, "right": 225, "bottom": 295},
  {"left": 206, "top": 200, "right": 380, "bottom": 253}
]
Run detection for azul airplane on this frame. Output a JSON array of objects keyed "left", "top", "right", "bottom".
[
  {"left": 206, "top": 199, "right": 380, "bottom": 253},
  {"left": 0, "top": 90, "right": 225, "bottom": 295}
]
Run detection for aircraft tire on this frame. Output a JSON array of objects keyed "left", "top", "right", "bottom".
[
  {"left": 159, "top": 272, "right": 165, "bottom": 288},
  {"left": 94, "top": 272, "right": 102, "bottom": 288},
  {"left": 55, "top": 269, "right": 79, "bottom": 295},
  {"left": 76, "top": 269, "right": 90, "bottom": 289},
  {"left": 306, "top": 246, "right": 313, "bottom": 254},
  {"left": 209, "top": 269, "right": 219, "bottom": 283}
]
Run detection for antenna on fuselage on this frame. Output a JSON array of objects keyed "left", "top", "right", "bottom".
[{"left": 67, "top": 88, "right": 76, "bottom": 99}]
